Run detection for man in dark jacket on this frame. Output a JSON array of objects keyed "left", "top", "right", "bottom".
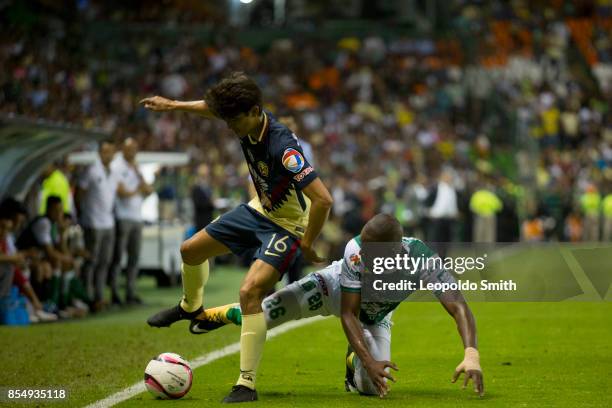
[{"left": 191, "top": 164, "right": 215, "bottom": 232}]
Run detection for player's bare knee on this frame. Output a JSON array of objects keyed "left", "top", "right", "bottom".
[
  {"left": 239, "top": 284, "right": 266, "bottom": 313},
  {"left": 239, "top": 284, "right": 263, "bottom": 303},
  {"left": 180, "top": 239, "right": 204, "bottom": 265},
  {"left": 179, "top": 240, "right": 193, "bottom": 262}
]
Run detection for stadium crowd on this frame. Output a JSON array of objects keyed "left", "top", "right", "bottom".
[{"left": 1, "top": 0, "right": 611, "bottom": 323}]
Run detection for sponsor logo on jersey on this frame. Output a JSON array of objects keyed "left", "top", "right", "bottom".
[
  {"left": 293, "top": 166, "right": 314, "bottom": 182},
  {"left": 313, "top": 273, "right": 329, "bottom": 296},
  {"left": 257, "top": 161, "right": 269, "bottom": 177},
  {"left": 282, "top": 148, "right": 305, "bottom": 173}
]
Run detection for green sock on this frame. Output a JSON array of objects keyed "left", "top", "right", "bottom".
[
  {"left": 69, "top": 278, "right": 90, "bottom": 303},
  {"left": 227, "top": 305, "right": 243, "bottom": 325},
  {"left": 48, "top": 276, "right": 61, "bottom": 305}
]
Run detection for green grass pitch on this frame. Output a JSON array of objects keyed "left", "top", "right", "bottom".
[{"left": 1, "top": 266, "right": 610, "bottom": 407}]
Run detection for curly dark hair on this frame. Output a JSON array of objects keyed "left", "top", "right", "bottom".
[
  {"left": 204, "top": 72, "right": 262, "bottom": 120},
  {"left": 0, "top": 197, "right": 28, "bottom": 219}
]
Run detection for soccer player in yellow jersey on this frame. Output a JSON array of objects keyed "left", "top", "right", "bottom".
[{"left": 140, "top": 72, "right": 333, "bottom": 403}]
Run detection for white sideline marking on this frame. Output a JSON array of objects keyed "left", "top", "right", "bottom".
[{"left": 83, "top": 315, "right": 329, "bottom": 408}]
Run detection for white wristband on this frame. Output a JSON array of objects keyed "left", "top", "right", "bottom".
[{"left": 464, "top": 347, "right": 481, "bottom": 372}]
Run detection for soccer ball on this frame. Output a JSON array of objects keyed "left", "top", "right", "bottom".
[{"left": 144, "top": 352, "right": 193, "bottom": 399}]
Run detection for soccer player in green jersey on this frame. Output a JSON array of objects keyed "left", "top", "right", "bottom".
[{"left": 191, "top": 214, "right": 485, "bottom": 398}]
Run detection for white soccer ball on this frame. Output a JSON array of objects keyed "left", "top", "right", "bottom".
[{"left": 144, "top": 352, "right": 193, "bottom": 399}]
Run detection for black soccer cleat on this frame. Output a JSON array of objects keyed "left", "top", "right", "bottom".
[
  {"left": 146, "top": 303, "right": 203, "bottom": 328},
  {"left": 222, "top": 385, "right": 258, "bottom": 403}
]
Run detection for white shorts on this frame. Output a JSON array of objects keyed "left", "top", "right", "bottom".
[
  {"left": 262, "top": 262, "right": 342, "bottom": 328},
  {"left": 261, "top": 261, "right": 392, "bottom": 395}
]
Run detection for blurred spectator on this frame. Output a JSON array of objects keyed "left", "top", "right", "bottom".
[
  {"left": 16, "top": 195, "right": 73, "bottom": 274},
  {"left": 580, "top": 184, "right": 601, "bottom": 242},
  {"left": 191, "top": 164, "right": 215, "bottom": 232},
  {"left": 156, "top": 167, "right": 178, "bottom": 222},
  {"left": 340, "top": 183, "right": 365, "bottom": 237},
  {"left": 496, "top": 180, "right": 521, "bottom": 242},
  {"left": 0, "top": 198, "right": 28, "bottom": 237},
  {"left": 39, "top": 161, "right": 73, "bottom": 215},
  {"left": 560, "top": 106, "right": 580, "bottom": 148},
  {"left": 0, "top": 198, "right": 57, "bottom": 322},
  {"left": 0, "top": 214, "right": 15, "bottom": 300},
  {"left": 58, "top": 213, "right": 90, "bottom": 316},
  {"left": 521, "top": 212, "right": 545, "bottom": 242},
  {"left": 564, "top": 209, "right": 584, "bottom": 242},
  {"left": 470, "top": 181, "right": 503, "bottom": 243},
  {"left": 15, "top": 195, "right": 73, "bottom": 316},
  {"left": 539, "top": 93, "right": 561, "bottom": 148},
  {"left": 76, "top": 141, "right": 118, "bottom": 311},
  {"left": 602, "top": 188, "right": 612, "bottom": 241},
  {"left": 109, "top": 138, "right": 152, "bottom": 305},
  {"left": 425, "top": 168, "right": 459, "bottom": 243}
]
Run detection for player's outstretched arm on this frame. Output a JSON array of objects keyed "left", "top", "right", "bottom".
[
  {"left": 439, "top": 292, "right": 484, "bottom": 397},
  {"left": 139, "top": 96, "right": 217, "bottom": 119},
  {"left": 340, "top": 290, "right": 398, "bottom": 398},
  {"left": 301, "top": 178, "right": 333, "bottom": 264}
]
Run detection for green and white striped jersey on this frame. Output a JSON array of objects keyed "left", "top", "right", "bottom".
[{"left": 339, "top": 235, "right": 453, "bottom": 324}]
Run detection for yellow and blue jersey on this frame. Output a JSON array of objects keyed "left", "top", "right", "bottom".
[{"left": 241, "top": 110, "right": 318, "bottom": 238}]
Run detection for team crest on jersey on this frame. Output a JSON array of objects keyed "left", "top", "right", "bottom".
[
  {"left": 282, "top": 148, "right": 305, "bottom": 173},
  {"left": 350, "top": 254, "right": 361, "bottom": 266},
  {"left": 257, "top": 161, "right": 269, "bottom": 177}
]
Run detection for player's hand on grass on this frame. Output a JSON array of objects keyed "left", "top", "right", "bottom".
[
  {"left": 452, "top": 347, "right": 484, "bottom": 397},
  {"left": 139, "top": 96, "right": 176, "bottom": 111},
  {"left": 364, "top": 359, "right": 398, "bottom": 398},
  {"left": 300, "top": 243, "right": 326, "bottom": 264},
  {"left": 452, "top": 367, "right": 484, "bottom": 397}
]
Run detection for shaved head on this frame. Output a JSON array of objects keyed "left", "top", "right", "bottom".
[
  {"left": 123, "top": 137, "right": 139, "bottom": 162},
  {"left": 361, "top": 213, "right": 402, "bottom": 243}
]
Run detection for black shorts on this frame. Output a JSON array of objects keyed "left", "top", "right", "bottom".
[{"left": 205, "top": 204, "right": 301, "bottom": 276}]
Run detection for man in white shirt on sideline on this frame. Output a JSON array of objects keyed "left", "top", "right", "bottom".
[
  {"left": 425, "top": 168, "right": 459, "bottom": 257},
  {"left": 108, "top": 138, "right": 153, "bottom": 305},
  {"left": 76, "top": 141, "right": 119, "bottom": 312}
]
